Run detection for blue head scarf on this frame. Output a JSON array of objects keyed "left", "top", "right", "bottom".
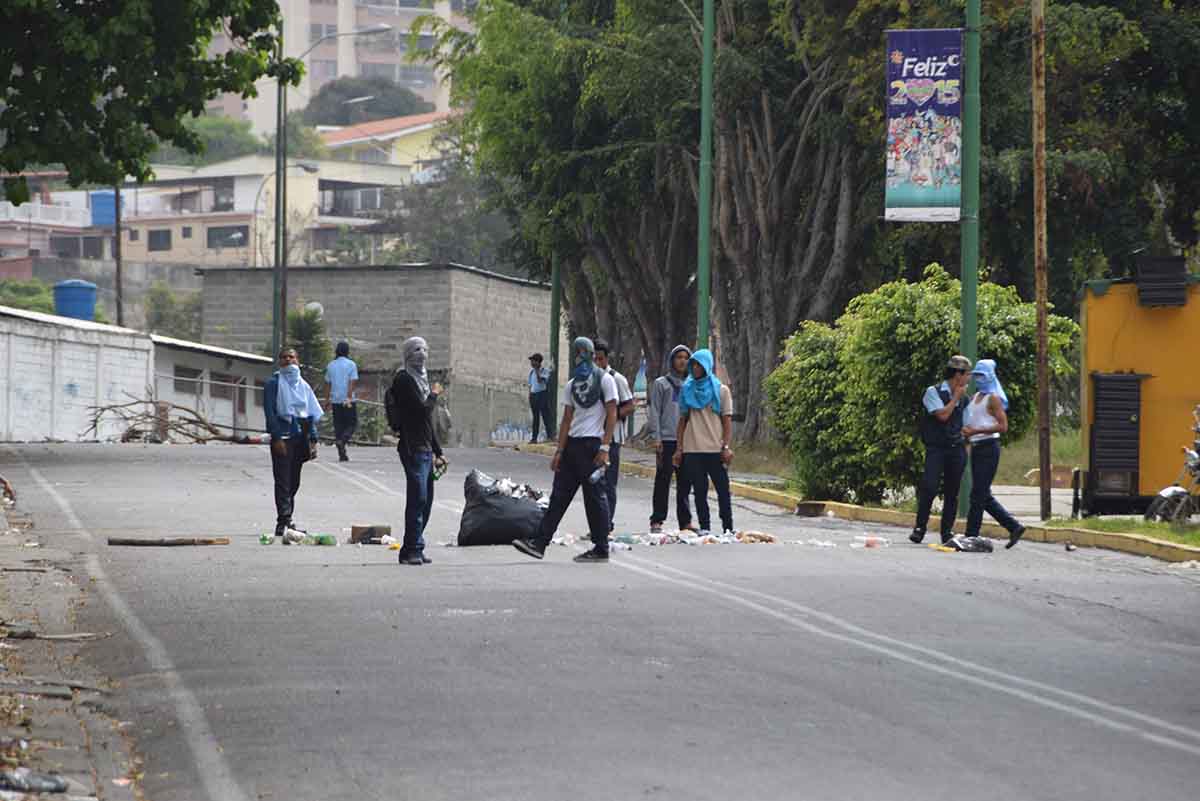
[
  {"left": 971, "top": 359, "right": 1008, "bottom": 409},
  {"left": 570, "top": 337, "right": 603, "bottom": 408},
  {"left": 680, "top": 349, "right": 722, "bottom": 415},
  {"left": 275, "top": 364, "right": 324, "bottom": 421}
]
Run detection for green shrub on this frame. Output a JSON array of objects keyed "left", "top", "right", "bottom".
[{"left": 764, "top": 264, "right": 1078, "bottom": 503}]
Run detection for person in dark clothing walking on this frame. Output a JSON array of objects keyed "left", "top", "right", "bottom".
[
  {"left": 263, "top": 348, "right": 323, "bottom": 539},
  {"left": 324, "top": 341, "right": 359, "bottom": 462},
  {"left": 527, "top": 353, "right": 555, "bottom": 443},
  {"left": 389, "top": 337, "right": 447, "bottom": 565},
  {"left": 649, "top": 344, "right": 694, "bottom": 533},
  {"left": 592, "top": 339, "right": 635, "bottom": 533},
  {"left": 963, "top": 359, "right": 1026, "bottom": 549},
  {"left": 513, "top": 337, "right": 617, "bottom": 563},
  {"left": 910, "top": 355, "right": 972, "bottom": 545}
]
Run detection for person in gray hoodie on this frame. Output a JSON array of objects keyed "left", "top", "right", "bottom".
[{"left": 648, "top": 345, "right": 694, "bottom": 533}]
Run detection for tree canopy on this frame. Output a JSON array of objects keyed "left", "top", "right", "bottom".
[
  {"left": 152, "top": 116, "right": 262, "bottom": 166},
  {"left": 1, "top": 1, "right": 300, "bottom": 203},
  {"left": 302, "top": 76, "right": 435, "bottom": 126}
]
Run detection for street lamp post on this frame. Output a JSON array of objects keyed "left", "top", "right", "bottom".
[
  {"left": 272, "top": 23, "right": 391, "bottom": 355},
  {"left": 255, "top": 162, "right": 318, "bottom": 269}
]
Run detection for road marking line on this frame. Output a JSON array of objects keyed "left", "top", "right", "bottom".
[
  {"left": 313, "top": 460, "right": 464, "bottom": 513},
  {"left": 616, "top": 553, "right": 1200, "bottom": 756},
  {"left": 23, "top": 464, "right": 251, "bottom": 801}
]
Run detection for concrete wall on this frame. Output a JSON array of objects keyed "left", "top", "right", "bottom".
[
  {"left": 152, "top": 345, "right": 274, "bottom": 438},
  {"left": 200, "top": 263, "right": 569, "bottom": 447},
  {"left": 0, "top": 313, "right": 153, "bottom": 441}
]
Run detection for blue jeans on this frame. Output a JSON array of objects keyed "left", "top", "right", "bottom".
[
  {"left": 400, "top": 449, "right": 434, "bottom": 555},
  {"left": 966, "top": 439, "right": 1021, "bottom": 536},
  {"left": 684, "top": 452, "right": 733, "bottom": 533}
]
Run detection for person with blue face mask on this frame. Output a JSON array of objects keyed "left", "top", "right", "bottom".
[
  {"left": 672, "top": 349, "right": 736, "bottom": 537},
  {"left": 962, "top": 359, "right": 1026, "bottom": 548},
  {"left": 263, "top": 347, "right": 324, "bottom": 539}
]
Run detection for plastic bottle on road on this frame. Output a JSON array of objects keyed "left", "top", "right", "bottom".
[
  {"left": 258, "top": 533, "right": 273, "bottom": 545},
  {"left": 852, "top": 535, "right": 891, "bottom": 548}
]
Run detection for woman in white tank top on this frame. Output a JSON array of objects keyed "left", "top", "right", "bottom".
[{"left": 962, "top": 360, "right": 1026, "bottom": 548}]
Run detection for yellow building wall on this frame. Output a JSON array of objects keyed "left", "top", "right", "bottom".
[
  {"left": 343, "top": 127, "right": 441, "bottom": 169},
  {"left": 1081, "top": 281, "right": 1200, "bottom": 495}
]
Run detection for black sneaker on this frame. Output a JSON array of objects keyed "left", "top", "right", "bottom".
[
  {"left": 1006, "top": 526, "right": 1026, "bottom": 550},
  {"left": 909, "top": 528, "right": 926, "bottom": 544},
  {"left": 512, "top": 538, "right": 545, "bottom": 560},
  {"left": 399, "top": 552, "right": 423, "bottom": 565},
  {"left": 573, "top": 548, "right": 609, "bottom": 563},
  {"left": 420, "top": 553, "right": 432, "bottom": 564},
  {"left": 941, "top": 532, "right": 957, "bottom": 546}
]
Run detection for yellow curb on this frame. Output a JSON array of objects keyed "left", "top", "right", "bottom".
[{"left": 493, "top": 443, "right": 1200, "bottom": 562}]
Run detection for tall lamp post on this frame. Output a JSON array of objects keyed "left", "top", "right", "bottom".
[
  {"left": 272, "top": 23, "right": 392, "bottom": 356},
  {"left": 254, "top": 162, "right": 318, "bottom": 269}
]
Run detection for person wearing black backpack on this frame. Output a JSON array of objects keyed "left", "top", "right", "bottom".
[
  {"left": 386, "top": 337, "right": 447, "bottom": 565},
  {"left": 911, "top": 355, "right": 972, "bottom": 545}
]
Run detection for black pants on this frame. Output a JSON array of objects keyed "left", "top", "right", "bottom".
[
  {"left": 332, "top": 403, "right": 357, "bottom": 444},
  {"left": 536, "top": 437, "right": 610, "bottom": 551},
  {"left": 604, "top": 441, "right": 621, "bottom": 531},
  {"left": 529, "top": 391, "right": 555, "bottom": 441},
  {"left": 684, "top": 452, "right": 733, "bottom": 533},
  {"left": 966, "top": 439, "right": 1022, "bottom": 536},
  {"left": 270, "top": 437, "right": 306, "bottom": 530},
  {"left": 915, "top": 444, "right": 967, "bottom": 539},
  {"left": 651, "top": 441, "right": 692, "bottom": 528}
]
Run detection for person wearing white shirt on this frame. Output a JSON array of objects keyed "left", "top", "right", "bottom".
[
  {"left": 527, "top": 353, "right": 555, "bottom": 443},
  {"left": 593, "top": 339, "right": 634, "bottom": 533},
  {"left": 513, "top": 337, "right": 617, "bottom": 562}
]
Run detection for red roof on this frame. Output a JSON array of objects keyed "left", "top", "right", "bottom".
[{"left": 321, "top": 111, "right": 453, "bottom": 147}]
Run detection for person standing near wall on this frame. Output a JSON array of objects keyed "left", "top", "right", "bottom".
[
  {"left": 527, "top": 353, "right": 555, "bottom": 443},
  {"left": 389, "top": 337, "right": 447, "bottom": 566},
  {"left": 264, "top": 348, "right": 323, "bottom": 539},
  {"left": 673, "top": 349, "right": 735, "bottom": 537},
  {"left": 324, "top": 341, "right": 359, "bottom": 462},
  {"left": 592, "top": 339, "right": 635, "bottom": 533},
  {"left": 648, "top": 345, "right": 694, "bottom": 534}
]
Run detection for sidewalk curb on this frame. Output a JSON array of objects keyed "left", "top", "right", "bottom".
[{"left": 497, "top": 442, "right": 1200, "bottom": 563}]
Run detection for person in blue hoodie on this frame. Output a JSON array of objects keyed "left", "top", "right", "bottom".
[{"left": 263, "top": 348, "right": 323, "bottom": 539}]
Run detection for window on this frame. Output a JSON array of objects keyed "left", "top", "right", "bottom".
[
  {"left": 358, "top": 187, "right": 383, "bottom": 211},
  {"left": 148, "top": 229, "right": 172, "bottom": 252},
  {"left": 212, "top": 177, "right": 235, "bottom": 211},
  {"left": 82, "top": 236, "right": 103, "bottom": 259},
  {"left": 354, "top": 147, "right": 389, "bottom": 164},
  {"left": 207, "top": 225, "right": 249, "bottom": 249},
  {"left": 129, "top": 229, "right": 140, "bottom": 242},
  {"left": 397, "top": 65, "right": 434, "bottom": 88},
  {"left": 174, "top": 366, "right": 203, "bottom": 394},
  {"left": 182, "top": 226, "right": 192, "bottom": 239},
  {"left": 50, "top": 236, "right": 81, "bottom": 258},
  {"left": 310, "top": 23, "right": 337, "bottom": 43},
  {"left": 210, "top": 372, "right": 238, "bottom": 401}
]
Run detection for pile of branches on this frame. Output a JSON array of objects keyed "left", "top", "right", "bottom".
[{"left": 85, "top": 392, "right": 254, "bottom": 444}]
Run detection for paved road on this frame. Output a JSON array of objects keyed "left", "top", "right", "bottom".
[{"left": 2, "top": 443, "right": 1199, "bottom": 801}]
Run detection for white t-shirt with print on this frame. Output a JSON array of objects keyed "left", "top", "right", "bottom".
[
  {"left": 607, "top": 368, "right": 634, "bottom": 444},
  {"left": 561, "top": 371, "right": 618, "bottom": 439}
]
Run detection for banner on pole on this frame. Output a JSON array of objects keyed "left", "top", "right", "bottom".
[{"left": 885, "top": 28, "right": 963, "bottom": 222}]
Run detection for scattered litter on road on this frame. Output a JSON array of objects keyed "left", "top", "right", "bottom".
[
  {"left": 1, "top": 567, "right": 47, "bottom": 574},
  {"left": 736, "top": 530, "right": 778, "bottom": 544},
  {"left": 107, "top": 537, "right": 230, "bottom": 547},
  {"left": 0, "top": 767, "right": 69, "bottom": 794},
  {"left": 459, "top": 470, "right": 546, "bottom": 546},
  {"left": 22, "top": 541, "right": 39, "bottom": 548},
  {"left": 351, "top": 524, "right": 390, "bottom": 544},
  {"left": 3, "top": 629, "right": 109, "bottom": 642},
  {"left": 849, "top": 535, "right": 891, "bottom": 549},
  {"left": 611, "top": 542, "right": 633, "bottom": 551},
  {"left": 793, "top": 538, "right": 837, "bottom": 548},
  {"left": 942, "top": 535, "right": 993, "bottom": 553},
  {"left": 1065, "top": 542, "right": 1077, "bottom": 552},
  {"left": 281, "top": 531, "right": 336, "bottom": 546},
  {"left": 552, "top": 534, "right": 577, "bottom": 547}
]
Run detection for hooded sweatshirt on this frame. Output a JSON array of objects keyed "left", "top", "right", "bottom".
[{"left": 649, "top": 345, "right": 691, "bottom": 443}]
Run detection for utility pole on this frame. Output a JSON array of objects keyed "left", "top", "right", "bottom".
[
  {"left": 272, "top": 36, "right": 285, "bottom": 357},
  {"left": 547, "top": 0, "right": 569, "bottom": 415},
  {"left": 1032, "top": 0, "right": 1051, "bottom": 519},
  {"left": 113, "top": 182, "right": 123, "bottom": 326},
  {"left": 695, "top": 0, "right": 715, "bottom": 349},
  {"left": 958, "top": 1, "right": 982, "bottom": 509}
]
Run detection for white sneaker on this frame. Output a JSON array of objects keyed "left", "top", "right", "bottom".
[{"left": 697, "top": 529, "right": 712, "bottom": 538}]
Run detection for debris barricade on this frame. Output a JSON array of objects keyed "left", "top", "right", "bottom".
[{"left": 457, "top": 470, "right": 548, "bottom": 547}]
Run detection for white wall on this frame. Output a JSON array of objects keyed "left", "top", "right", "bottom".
[
  {"left": 152, "top": 346, "right": 274, "bottom": 438},
  {"left": 0, "top": 316, "right": 153, "bottom": 441}
]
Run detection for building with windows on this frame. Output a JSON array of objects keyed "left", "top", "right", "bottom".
[
  {"left": 319, "top": 110, "right": 452, "bottom": 167},
  {"left": 206, "top": 0, "right": 473, "bottom": 136}
]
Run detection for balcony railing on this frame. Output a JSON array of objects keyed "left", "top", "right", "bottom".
[{"left": 0, "top": 201, "right": 92, "bottom": 228}]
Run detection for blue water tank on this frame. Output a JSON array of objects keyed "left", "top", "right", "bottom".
[
  {"left": 53, "top": 280, "right": 98, "bottom": 321},
  {"left": 90, "top": 190, "right": 117, "bottom": 228}
]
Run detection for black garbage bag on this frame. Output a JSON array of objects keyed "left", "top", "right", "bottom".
[
  {"left": 946, "top": 535, "right": 994, "bottom": 553},
  {"left": 458, "top": 469, "right": 546, "bottom": 546}
]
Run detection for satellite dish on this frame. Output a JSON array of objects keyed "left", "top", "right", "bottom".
[{"left": 305, "top": 301, "right": 324, "bottom": 317}]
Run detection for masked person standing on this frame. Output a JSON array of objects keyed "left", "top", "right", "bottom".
[
  {"left": 910, "top": 355, "right": 972, "bottom": 545},
  {"left": 324, "top": 341, "right": 359, "bottom": 462},
  {"left": 673, "top": 349, "right": 735, "bottom": 537},
  {"left": 263, "top": 348, "right": 323, "bottom": 539},
  {"left": 513, "top": 337, "right": 617, "bottom": 563},
  {"left": 389, "top": 337, "right": 447, "bottom": 566},
  {"left": 963, "top": 359, "right": 1026, "bottom": 549},
  {"left": 648, "top": 345, "right": 694, "bottom": 534},
  {"left": 592, "top": 339, "right": 635, "bottom": 533}
]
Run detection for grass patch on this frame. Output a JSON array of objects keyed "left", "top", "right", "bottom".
[
  {"left": 994, "top": 427, "right": 1083, "bottom": 485},
  {"left": 730, "top": 440, "right": 796, "bottom": 482},
  {"left": 1046, "top": 517, "right": 1200, "bottom": 548}
]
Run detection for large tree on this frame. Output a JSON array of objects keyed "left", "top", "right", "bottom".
[
  {"left": 302, "top": 76, "right": 434, "bottom": 126},
  {"left": 152, "top": 115, "right": 262, "bottom": 166},
  {"left": 1, "top": 1, "right": 299, "bottom": 203}
]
